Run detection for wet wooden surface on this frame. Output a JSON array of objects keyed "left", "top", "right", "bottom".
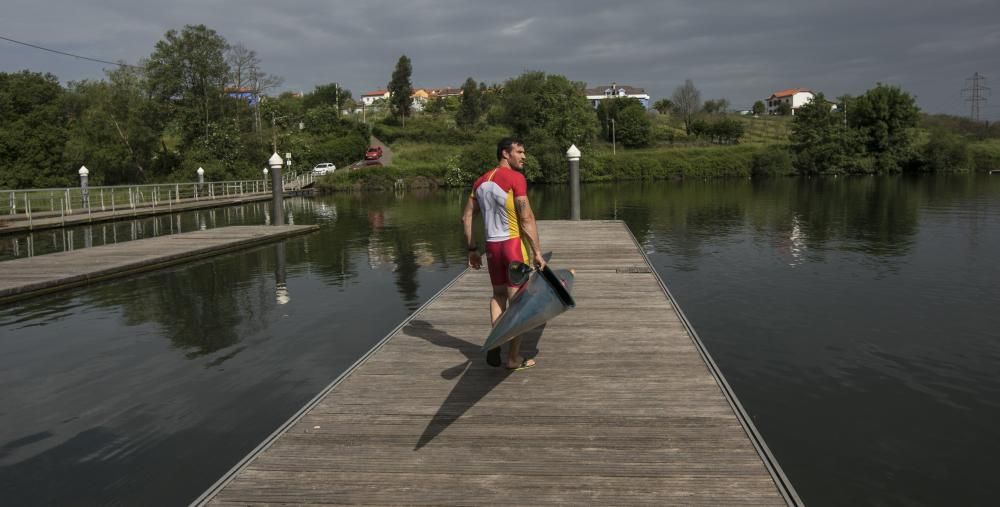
[
  {"left": 201, "top": 220, "right": 792, "bottom": 505},
  {"left": 0, "top": 225, "right": 318, "bottom": 303}
]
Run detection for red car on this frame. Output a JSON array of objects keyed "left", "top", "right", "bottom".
[{"left": 364, "top": 146, "right": 383, "bottom": 161}]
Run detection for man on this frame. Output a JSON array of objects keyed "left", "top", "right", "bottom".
[{"left": 462, "top": 138, "right": 546, "bottom": 370}]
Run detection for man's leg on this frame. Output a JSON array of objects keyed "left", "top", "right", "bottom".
[
  {"left": 490, "top": 284, "right": 508, "bottom": 325},
  {"left": 485, "top": 285, "right": 507, "bottom": 367},
  {"left": 505, "top": 285, "right": 535, "bottom": 369}
]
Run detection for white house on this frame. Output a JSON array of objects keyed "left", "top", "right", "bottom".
[
  {"left": 584, "top": 82, "right": 651, "bottom": 109},
  {"left": 766, "top": 88, "right": 815, "bottom": 115},
  {"left": 361, "top": 89, "right": 389, "bottom": 106}
]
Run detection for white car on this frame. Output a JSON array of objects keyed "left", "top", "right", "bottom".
[{"left": 312, "top": 163, "right": 336, "bottom": 175}]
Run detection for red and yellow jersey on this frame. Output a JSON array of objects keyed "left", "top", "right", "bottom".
[{"left": 471, "top": 166, "right": 527, "bottom": 242}]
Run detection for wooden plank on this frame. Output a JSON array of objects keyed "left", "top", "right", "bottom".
[
  {"left": 0, "top": 225, "right": 318, "bottom": 303},
  {"left": 199, "top": 220, "right": 797, "bottom": 506}
]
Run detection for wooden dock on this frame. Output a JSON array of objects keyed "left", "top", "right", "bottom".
[
  {"left": 0, "top": 225, "right": 318, "bottom": 303},
  {"left": 197, "top": 220, "right": 800, "bottom": 505},
  {"left": 0, "top": 194, "right": 277, "bottom": 234}
]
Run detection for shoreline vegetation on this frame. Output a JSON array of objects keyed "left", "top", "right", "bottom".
[
  {"left": 2, "top": 24, "right": 998, "bottom": 192},
  {"left": 314, "top": 115, "right": 1000, "bottom": 192}
]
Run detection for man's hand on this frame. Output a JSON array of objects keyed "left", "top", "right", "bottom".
[
  {"left": 469, "top": 251, "right": 483, "bottom": 269},
  {"left": 533, "top": 251, "right": 546, "bottom": 271}
]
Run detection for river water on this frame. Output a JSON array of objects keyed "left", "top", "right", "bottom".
[{"left": 1, "top": 175, "right": 998, "bottom": 505}]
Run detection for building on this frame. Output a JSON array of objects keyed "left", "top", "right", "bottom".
[
  {"left": 410, "top": 88, "right": 432, "bottom": 112},
  {"left": 766, "top": 88, "right": 815, "bottom": 115},
  {"left": 584, "top": 82, "right": 651, "bottom": 109},
  {"left": 361, "top": 89, "right": 389, "bottom": 106},
  {"left": 428, "top": 87, "right": 463, "bottom": 99}
]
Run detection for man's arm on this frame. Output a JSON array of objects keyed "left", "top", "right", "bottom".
[
  {"left": 462, "top": 194, "right": 482, "bottom": 269},
  {"left": 515, "top": 196, "right": 546, "bottom": 269}
]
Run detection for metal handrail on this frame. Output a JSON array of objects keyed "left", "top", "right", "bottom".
[{"left": 4, "top": 173, "right": 313, "bottom": 220}]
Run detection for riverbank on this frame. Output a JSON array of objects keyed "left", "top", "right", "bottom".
[
  {"left": 314, "top": 138, "right": 1000, "bottom": 192},
  {"left": 315, "top": 144, "right": 789, "bottom": 192}
]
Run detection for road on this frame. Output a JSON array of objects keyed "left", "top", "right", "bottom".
[{"left": 345, "top": 136, "right": 392, "bottom": 171}]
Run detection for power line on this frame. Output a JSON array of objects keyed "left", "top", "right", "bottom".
[
  {"left": 0, "top": 34, "right": 141, "bottom": 69},
  {"left": 962, "top": 72, "right": 990, "bottom": 122}
]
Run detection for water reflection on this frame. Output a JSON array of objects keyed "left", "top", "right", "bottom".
[{"left": 275, "top": 242, "right": 289, "bottom": 305}]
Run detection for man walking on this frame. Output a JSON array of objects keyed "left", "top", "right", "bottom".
[{"left": 462, "top": 138, "right": 546, "bottom": 370}]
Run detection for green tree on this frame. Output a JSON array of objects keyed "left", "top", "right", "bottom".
[
  {"left": 919, "top": 128, "right": 971, "bottom": 172},
  {"left": 702, "top": 98, "right": 730, "bottom": 114},
  {"left": 670, "top": 79, "right": 701, "bottom": 135},
  {"left": 387, "top": 55, "right": 413, "bottom": 124},
  {"left": 456, "top": 77, "right": 482, "bottom": 128},
  {"left": 64, "top": 66, "right": 162, "bottom": 184},
  {"left": 851, "top": 83, "right": 920, "bottom": 171},
  {"left": 597, "top": 97, "right": 651, "bottom": 148},
  {"left": 145, "top": 25, "right": 231, "bottom": 146},
  {"left": 616, "top": 104, "right": 653, "bottom": 148},
  {"left": 709, "top": 118, "right": 745, "bottom": 144},
  {"left": 790, "top": 92, "right": 863, "bottom": 174},
  {"left": 500, "top": 71, "right": 597, "bottom": 181},
  {"left": 303, "top": 82, "right": 351, "bottom": 112},
  {"left": 0, "top": 71, "right": 71, "bottom": 188},
  {"left": 777, "top": 102, "right": 792, "bottom": 116},
  {"left": 501, "top": 71, "right": 597, "bottom": 148},
  {"left": 752, "top": 100, "right": 765, "bottom": 116},
  {"left": 652, "top": 98, "right": 673, "bottom": 115}
]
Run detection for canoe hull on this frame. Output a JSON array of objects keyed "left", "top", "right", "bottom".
[{"left": 481, "top": 266, "right": 575, "bottom": 352}]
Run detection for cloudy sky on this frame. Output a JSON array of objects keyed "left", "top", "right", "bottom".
[{"left": 2, "top": 0, "right": 999, "bottom": 119}]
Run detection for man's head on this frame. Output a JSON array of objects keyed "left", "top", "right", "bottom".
[{"left": 496, "top": 137, "right": 526, "bottom": 171}]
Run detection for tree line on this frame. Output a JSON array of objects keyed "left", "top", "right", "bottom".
[
  {"left": 0, "top": 24, "right": 367, "bottom": 189},
  {"left": 4, "top": 29, "right": 992, "bottom": 190}
]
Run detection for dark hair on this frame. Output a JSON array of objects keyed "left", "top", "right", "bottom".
[{"left": 496, "top": 137, "right": 524, "bottom": 161}]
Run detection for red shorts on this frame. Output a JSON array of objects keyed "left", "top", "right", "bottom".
[{"left": 485, "top": 237, "right": 529, "bottom": 287}]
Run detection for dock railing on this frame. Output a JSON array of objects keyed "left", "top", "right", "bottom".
[{"left": 4, "top": 173, "right": 314, "bottom": 221}]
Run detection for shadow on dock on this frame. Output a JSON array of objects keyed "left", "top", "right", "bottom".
[{"left": 404, "top": 319, "right": 544, "bottom": 450}]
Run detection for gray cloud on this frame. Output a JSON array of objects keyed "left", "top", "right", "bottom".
[{"left": 2, "top": 0, "right": 998, "bottom": 118}]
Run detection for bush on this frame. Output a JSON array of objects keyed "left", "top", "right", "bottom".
[
  {"left": 917, "top": 129, "right": 971, "bottom": 172},
  {"left": 751, "top": 149, "right": 794, "bottom": 177},
  {"left": 583, "top": 145, "right": 761, "bottom": 181},
  {"left": 372, "top": 115, "right": 473, "bottom": 145},
  {"left": 969, "top": 140, "right": 1000, "bottom": 172}
]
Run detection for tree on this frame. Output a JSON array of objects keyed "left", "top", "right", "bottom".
[
  {"left": 670, "top": 79, "right": 701, "bottom": 135},
  {"left": 303, "top": 82, "right": 351, "bottom": 112},
  {"left": 501, "top": 71, "right": 597, "bottom": 149},
  {"left": 0, "top": 71, "right": 71, "bottom": 188},
  {"left": 64, "top": 66, "right": 162, "bottom": 184},
  {"left": 919, "top": 128, "right": 971, "bottom": 172},
  {"left": 752, "top": 100, "right": 765, "bottom": 116},
  {"left": 790, "top": 92, "right": 863, "bottom": 174},
  {"left": 702, "top": 98, "right": 730, "bottom": 114},
  {"left": 597, "top": 97, "right": 651, "bottom": 148},
  {"left": 652, "top": 98, "right": 673, "bottom": 115},
  {"left": 616, "top": 104, "right": 653, "bottom": 148},
  {"left": 225, "top": 42, "right": 274, "bottom": 131},
  {"left": 777, "top": 101, "right": 792, "bottom": 116},
  {"left": 500, "top": 71, "right": 598, "bottom": 180},
  {"left": 145, "top": 25, "right": 231, "bottom": 145},
  {"left": 387, "top": 55, "right": 413, "bottom": 124},
  {"left": 851, "top": 83, "right": 920, "bottom": 171},
  {"left": 456, "top": 77, "right": 482, "bottom": 128},
  {"left": 710, "top": 118, "right": 745, "bottom": 144}
]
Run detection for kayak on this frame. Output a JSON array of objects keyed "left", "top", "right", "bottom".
[{"left": 481, "top": 265, "right": 575, "bottom": 352}]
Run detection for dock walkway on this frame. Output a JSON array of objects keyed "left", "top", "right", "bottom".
[
  {"left": 198, "top": 220, "right": 799, "bottom": 505},
  {"left": 0, "top": 194, "right": 277, "bottom": 234},
  {"left": 0, "top": 225, "right": 317, "bottom": 303}
]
